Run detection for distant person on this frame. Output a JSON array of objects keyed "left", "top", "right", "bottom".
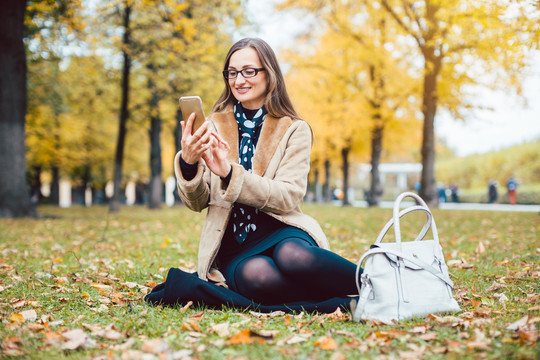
[
  {"left": 507, "top": 176, "right": 518, "bottom": 205},
  {"left": 437, "top": 182, "right": 447, "bottom": 203},
  {"left": 450, "top": 183, "right": 459, "bottom": 203},
  {"left": 488, "top": 179, "right": 498, "bottom": 204},
  {"left": 414, "top": 181, "right": 421, "bottom": 194}
]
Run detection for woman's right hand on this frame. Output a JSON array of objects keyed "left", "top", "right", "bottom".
[{"left": 180, "top": 112, "right": 212, "bottom": 164}]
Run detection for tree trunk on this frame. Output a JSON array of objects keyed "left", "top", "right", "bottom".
[
  {"left": 341, "top": 146, "right": 351, "bottom": 206},
  {"left": 109, "top": 4, "right": 132, "bottom": 213},
  {"left": 419, "top": 52, "right": 442, "bottom": 206},
  {"left": 50, "top": 166, "right": 60, "bottom": 204},
  {"left": 0, "top": 0, "right": 36, "bottom": 217},
  {"left": 314, "top": 168, "right": 322, "bottom": 203},
  {"left": 368, "top": 125, "right": 384, "bottom": 206},
  {"left": 323, "top": 158, "right": 332, "bottom": 203},
  {"left": 29, "top": 165, "right": 42, "bottom": 204},
  {"left": 148, "top": 69, "right": 162, "bottom": 209}
]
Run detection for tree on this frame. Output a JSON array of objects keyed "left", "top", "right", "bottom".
[
  {"left": 379, "top": 0, "right": 540, "bottom": 204},
  {"left": 109, "top": 0, "right": 133, "bottom": 212},
  {"left": 0, "top": 1, "right": 36, "bottom": 217},
  {"left": 285, "top": 20, "right": 421, "bottom": 206},
  {"left": 282, "top": 1, "right": 421, "bottom": 206}
]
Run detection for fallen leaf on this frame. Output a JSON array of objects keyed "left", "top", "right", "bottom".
[
  {"left": 506, "top": 315, "right": 530, "bottom": 331},
  {"left": 209, "top": 322, "right": 230, "bottom": 337},
  {"left": 418, "top": 333, "right": 438, "bottom": 341},
  {"left": 314, "top": 335, "right": 338, "bottom": 350},
  {"left": 2, "top": 336, "right": 22, "bottom": 356},
  {"left": 227, "top": 329, "right": 265, "bottom": 345},
  {"left": 466, "top": 328, "right": 491, "bottom": 350},
  {"left": 180, "top": 301, "right": 193, "bottom": 313},
  {"left": 398, "top": 344, "right": 426, "bottom": 360},
  {"left": 330, "top": 351, "right": 347, "bottom": 360},
  {"left": 9, "top": 313, "right": 25, "bottom": 324},
  {"left": 12, "top": 300, "right": 26, "bottom": 309},
  {"left": 143, "top": 338, "right": 170, "bottom": 354},
  {"left": 95, "top": 324, "right": 126, "bottom": 340},
  {"left": 189, "top": 311, "right": 204, "bottom": 321},
  {"left": 280, "top": 333, "right": 312, "bottom": 345},
  {"left": 61, "top": 329, "right": 96, "bottom": 350}
]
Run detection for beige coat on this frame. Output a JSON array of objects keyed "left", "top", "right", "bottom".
[{"left": 174, "top": 105, "right": 329, "bottom": 285}]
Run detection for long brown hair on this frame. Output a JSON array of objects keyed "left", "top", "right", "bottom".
[{"left": 212, "top": 38, "right": 301, "bottom": 120}]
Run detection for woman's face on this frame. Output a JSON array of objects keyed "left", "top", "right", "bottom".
[{"left": 227, "top": 47, "right": 267, "bottom": 110}]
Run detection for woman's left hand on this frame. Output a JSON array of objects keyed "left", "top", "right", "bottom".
[{"left": 202, "top": 132, "right": 232, "bottom": 178}]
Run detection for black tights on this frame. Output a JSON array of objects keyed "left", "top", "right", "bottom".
[{"left": 234, "top": 238, "right": 358, "bottom": 305}]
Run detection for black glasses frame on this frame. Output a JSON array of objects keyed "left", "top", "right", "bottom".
[{"left": 223, "top": 67, "right": 265, "bottom": 79}]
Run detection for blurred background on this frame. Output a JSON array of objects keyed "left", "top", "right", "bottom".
[{"left": 1, "top": 0, "right": 539, "bottom": 217}]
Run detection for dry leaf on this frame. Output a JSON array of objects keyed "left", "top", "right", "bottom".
[
  {"left": 330, "top": 351, "right": 347, "bottom": 360},
  {"left": 9, "top": 313, "right": 25, "bottom": 324},
  {"left": 249, "top": 310, "right": 285, "bottom": 318},
  {"left": 12, "top": 300, "right": 26, "bottom": 309},
  {"left": 227, "top": 329, "right": 265, "bottom": 345},
  {"left": 418, "top": 333, "right": 438, "bottom": 341},
  {"left": 398, "top": 344, "right": 426, "bottom": 360},
  {"left": 143, "top": 338, "right": 170, "bottom": 354},
  {"left": 466, "top": 328, "right": 491, "bottom": 350},
  {"left": 2, "top": 336, "right": 22, "bottom": 356},
  {"left": 189, "top": 311, "right": 204, "bottom": 321},
  {"left": 112, "top": 338, "right": 136, "bottom": 351},
  {"left": 314, "top": 335, "right": 338, "bottom": 350},
  {"left": 506, "top": 315, "right": 530, "bottom": 330},
  {"left": 61, "top": 329, "right": 96, "bottom": 350},
  {"left": 95, "top": 324, "right": 126, "bottom": 340},
  {"left": 209, "top": 322, "right": 230, "bottom": 337},
  {"left": 281, "top": 333, "right": 312, "bottom": 345},
  {"left": 180, "top": 301, "right": 193, "bottom": 313}
]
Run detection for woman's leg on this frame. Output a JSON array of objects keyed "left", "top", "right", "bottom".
[
  {"left": 233, "top": 238, "right": 359, "bottom": 304},
  {"left": 272, "top": 238, "right": 358, "bottom": 297},
  {"left": 234, "top": 255, "right": 314, "bottom": 304}
]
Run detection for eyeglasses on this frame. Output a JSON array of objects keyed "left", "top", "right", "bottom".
[{"left": 223, "top": 68, "right": 265, "bottom": 79}]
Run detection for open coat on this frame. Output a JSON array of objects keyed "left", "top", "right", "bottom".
[{"left": 174, "top": 105, "right": 329, "bottom": 286}]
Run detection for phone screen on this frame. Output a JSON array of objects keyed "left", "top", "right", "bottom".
[{"left": 179, "top": 96, "right": 206, "bottom": 134}]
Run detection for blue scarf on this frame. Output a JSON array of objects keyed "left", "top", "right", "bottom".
[{"left": 232, "top": 102, "right": 267, "bottom": 244}]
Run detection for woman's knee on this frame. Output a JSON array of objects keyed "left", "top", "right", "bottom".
[
  {"left": 235, "top": 256, "right": 281, "bottom": 292},
  {"left": 273, "top": 239, "right": 317, "bottom": 273}
]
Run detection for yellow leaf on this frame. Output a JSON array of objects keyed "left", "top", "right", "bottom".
[
  {"left": 10, "top": 313, "right": 25, "bottom": 324},
  {"left": 227, "top": 329, "right": 265, "bottom": 345},
  {"left": 314, "top": 335, "right": 337, "bottom": 350}
]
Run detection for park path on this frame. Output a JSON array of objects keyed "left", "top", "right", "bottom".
[{"left": 340, "top": 200, "right": 540, "bottom": 213}]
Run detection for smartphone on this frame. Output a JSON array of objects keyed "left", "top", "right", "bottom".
[{"left": 179, "top": 96, "right": 206, "bottom": 134}]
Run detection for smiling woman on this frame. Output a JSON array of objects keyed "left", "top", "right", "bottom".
[{"left": 145, "top": 38, "right": 361, "bottom": 312}]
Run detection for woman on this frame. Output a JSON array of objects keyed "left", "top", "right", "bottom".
[{"left": 168, "top": 38, "right": 358, "bottom": 307}]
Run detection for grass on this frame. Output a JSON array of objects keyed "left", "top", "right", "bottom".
[{"left": 0, "top": 204, "right": 538, "bottom": 359}]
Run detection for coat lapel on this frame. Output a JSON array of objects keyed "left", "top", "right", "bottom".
[
  {"left": 212, "top": 107, "right": 293, "bottom": 176},
  {"left": 253, "top": 115, "right": 292, "bottom": 176}
]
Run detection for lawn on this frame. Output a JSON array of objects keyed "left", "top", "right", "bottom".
[{"left": 0, "top": 204, "right": 538, "bottom": 359}]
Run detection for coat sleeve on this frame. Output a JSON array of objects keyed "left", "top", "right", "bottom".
[
  {"left": 218, "top": 121, "right": 311, "bottom": 214},
  {"left": 173, "top": 151, "right": 211, "bottom": 212}
]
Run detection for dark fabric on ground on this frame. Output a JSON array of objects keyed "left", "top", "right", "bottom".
[{"left": 144, "top": 267, "right": 356, "bottom": 313}]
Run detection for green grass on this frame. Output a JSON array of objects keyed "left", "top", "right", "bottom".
[{"left": 1, "top": 204, "right": 538, "bottom": 359}]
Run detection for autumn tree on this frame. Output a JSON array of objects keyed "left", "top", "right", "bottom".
[
  {"left": 379, "top": 0, "right": 540, "bottom": 204},
  {"left": 284, "top": 2, "right": 421, "bottom": 206},
  {"left": 97, "top": 0, "right": 242, "bottom": 211}
]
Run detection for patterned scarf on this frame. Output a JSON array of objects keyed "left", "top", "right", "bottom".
[{"left": 232, "top": 102, "right": 267, "bottom": 244}]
